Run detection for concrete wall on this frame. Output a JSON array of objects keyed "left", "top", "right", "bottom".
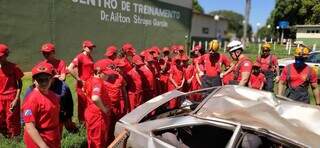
[
  {"left": 190, "top": 13, "right": 228, "bottom": 39},
  {"left": 296, "top": 27, "right": 320, "bottom": 38}
]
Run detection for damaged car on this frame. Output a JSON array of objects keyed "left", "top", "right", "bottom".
[{"left": 109, "top": 85, "right": 320, "bottom": 148}]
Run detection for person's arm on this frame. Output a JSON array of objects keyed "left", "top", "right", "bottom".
[
  {"left": 311, "top": 83, "right": 320, "bottom": 105},
  {"left": 277, "top": 80, "right": 286, "bottom": 96},
  {"left": 238, "top": 72, "right": 250, "bottom": 86},
  {"left": 169, "top": 73, "right": 178, "bottom": 88},
  {"left": 67, "top": 63, "right": 81, "bottom": 81},
  {"left": 187, "top": 75, "right": 194, "bottom": 84},
  {"left": 195, "top": 72, "right": 202, "bottom": 86},
  {"left": 10, "top": 79, "right": 22, "bottom": 111},
  {"left": 58, "top": 73, "right": 66, "bottom": 81},
  {"left": 25, "top": 122, "right": 49, "bottom": 148},
  {"left": 178, "top": 77, "right": 186, "bottom": 89},
  {"left": 121, "top": 84, "right": 129, "bottom": 113},
  {"left": 221, "top": 63, "right": 235, "bottom": 78},
  {"left": 248, "top": 79, "right": 252, "bottom": 88},
  {"left": 92, "top": 95, "right": 109, "bottom": 114},
  {"left": 259, "top": 81, "right": 264, "bottom": 90}
]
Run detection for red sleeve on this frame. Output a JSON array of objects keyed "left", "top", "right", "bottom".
[
  {"left": 272, "top": 55, "right": 278, "bottom": 66},
  {"left": 240, "top": 60, "right": 252, "bottom": 73},
  {"left": 310, "top": 67, "right": 318, "bottom": 84},
  {"left": 280, "top": 65, "right": 288, "bottom": 82},
  {"left": 22, "top": 96, "right": 38, "bottom": 123},
  {"left": 14, "top": 64, "right": 24, "bottom": 79},
  {"left": 221, "top": 54, "right": 231, "bottom": 67},
  {"left": 59, "top": 60, "right": 67, "bottom": 75},
  {"left": 196, "top": 55, "right": 204, "bottom": 64},
  {"left": 72, "top": 54, "right": 81, "bottom": 66}
]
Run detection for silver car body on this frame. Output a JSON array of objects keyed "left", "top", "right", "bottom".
[{"left": 113, "top": 85, "right": 320, "bottom": 148}]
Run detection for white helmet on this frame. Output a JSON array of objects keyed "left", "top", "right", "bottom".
[{"left": 227, "top": 40, "right": 243, "bottom": 52}]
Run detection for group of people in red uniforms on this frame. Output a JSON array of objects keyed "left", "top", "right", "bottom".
[{"left": 0, "top": 38, "right": 319, "bottom": 148}]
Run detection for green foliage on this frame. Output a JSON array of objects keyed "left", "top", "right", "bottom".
[
  {"left": 266, "top": 0, "right": 320, "bottom": 35},
  {"left": 209, "top": 10, "right": 253, "bottom": 38},
  {"left": 192, "top": 0, "right": 204, "bottom": 13}
]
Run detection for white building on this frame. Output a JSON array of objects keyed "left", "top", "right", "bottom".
[{"left": 295, "top": 25, "right": 320, "bottom": 47}]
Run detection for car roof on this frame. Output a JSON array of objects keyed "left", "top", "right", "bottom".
[{"left": 193, "top": 85, "right": 320, "bottom": 147}]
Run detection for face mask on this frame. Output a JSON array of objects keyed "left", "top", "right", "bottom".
[
  {"left": 294, "top": 57, "right": 306, "bottom": 68},
  {"left": 253, "top": 68, "right": 260, "bottom": 74},
  {"left": 34, "top": 74, "right": 52, "bottom": 90}
]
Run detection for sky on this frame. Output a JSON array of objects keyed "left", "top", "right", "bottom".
[{"left": 198, "top": 0, "right": 275, "bottom": 32}]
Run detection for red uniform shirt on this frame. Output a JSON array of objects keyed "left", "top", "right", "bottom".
[
  {"left": 22, "top": 90, "right": 60, "bottom": 148},
  {"left": 121, "top": 57, "right": 133, "bottom": 73},
  {"left": 104, "top": 71, "right": 125, "bottom": 103},
  {"left": 127, "top": 68, "right": 143, "bottom": 94},
  {"left": 234, "top": 56, "right": 253, "bottom": 82},
  {"left": 84, "top": 77, "right": 111, "bottom": 112},
  {"left": 139, "top": 65, "right": 155, "bottom": 91},
  {"left": 169, "top": 65, "right": 185, "bottom": 87},
  {"left": 39, "top": 59, "right": 67, "bottom": 75},
  {"left": 256, "top": 54, "right": 278, "bottom": 72},
  {"left": 249, "top": 73, "right": 266, "bottom": 89},
  {"left": 280, "top": 64, "right": 317, "bottom": 88},
  {"left": 0, "top": 62, "right": 24, "bottom": 97},
  {"left": 72, "top": 53, "right": 94, "bottom": 81},
  {"left": 198, "top": 53, "right": 231, "bottom": 77}
]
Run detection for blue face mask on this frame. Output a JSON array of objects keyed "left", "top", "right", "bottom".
[{"left": 294, "top": 57, "right": 306, "bottom": 68}]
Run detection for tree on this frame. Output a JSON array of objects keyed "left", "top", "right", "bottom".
[
  {"left": 193, "top": 0, "right": 204, "bottom": 14},
  {"left": 266, "top": 0, "right": 320, "bottom": 35},
  {"left": 209, "top": 10, "right": 253, "bottom": 39}
]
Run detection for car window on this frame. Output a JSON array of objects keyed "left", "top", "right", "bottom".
[
  {"left": 153, "top": 124, "right": 234, "bottom": 148},
  {"left": 306, "top": 53, "right": 320, "bottom": 63},
  {"left": 236, "top": 131, "right": 302, "bottom": 148}
]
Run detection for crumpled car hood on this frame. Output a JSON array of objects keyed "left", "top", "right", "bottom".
[{"left": 195, "top": 85, "right": 320, "bottom": 147}]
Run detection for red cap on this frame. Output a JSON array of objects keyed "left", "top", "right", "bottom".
[
  {"left": 162, "top": 47, "right": 170, "bottom": 52},
  {"left": 0, "top": 44, "right": 9, "bottom": 57},
  {"left": 94, "top": 61, "right": 115, "bottom": 75},
  {"left": 82, "top": 40, "right": 96, "bottom": 48},
  {"left": 144, "top": 54, "right": 154, "bottom": 62},
  {"left": 132, "top": 55, "right": 144, "bottom": 66},
  {"left": 114, "top": 58, "right": 126, "bottom": 67},
  {"left": 140, "top": 50, "right": 148, "bottom": 57},
  {"left": 122, "top": 43, "right": 136, "bottom": 53},
  {"left": 104, "top": 45, "right": 117, "bottom": 57},
  {"left": 32, "top": 63, "right": 54, "bottom": 77},
  {"left": 41, "top": 43, "right": 55, "bottom": 52}
]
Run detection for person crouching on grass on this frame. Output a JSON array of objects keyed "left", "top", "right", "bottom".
[
  {"left": 84, "top": 62, "right": 113, "bottom": 147},
  {"left": 248, "top": 62, "right": 266, "bottom": 90},
  {"left": 22, "top": 63, "right": 60, "bottom": 148}
]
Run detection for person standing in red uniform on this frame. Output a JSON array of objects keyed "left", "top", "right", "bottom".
[
  {"left": 22, "top": 63, "right": 60, "bottom": 148},
  {"left": 278, "top": 47, "right": 320, "bottom": 104},
  {"left": 139, "top": 54, "right": 156, "bottom": 101},
  {"left": 256, "top": 43, "right": 280, "bottom": 92},
  {"left": 226, "top": 40, "right": 252, "bottom": 86},
  {"left": 168, "top": 57, "right": 185, "bottom": 109},
  {"left": 84, "top": 62, "right": 113, "bottom": 147},
  {"left": 127, "top": 55, "right": 144, "bottom": 111},
  {"left": 196, "top": 40, "right": 231, "bottom": 88},
  {"left": 68, "top": 40, "right": 95, "bottom": 123},
  {"left": 38, "top": 43, "right": 77, "bottom": 135},
  {"left": 186, "top": 46, "right": 202, "bottom": 101},
  {"left": 159, "top": 47, "right": 171, "bottom": 94},
  {"left": 119, "top": 43, "right": 135, "bottom": 73},
  {"left": 248, "top": 62, "right": 266, "bottom": 90},
  {"left": 0, "top": 44, "right": 24, "bottom": 138}
]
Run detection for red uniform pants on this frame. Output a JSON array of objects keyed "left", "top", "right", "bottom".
[
  {"left": 0, "top": 93, "right": 20, "bottom": 137},
  {"left": 128, "top": 92, "right": 142, "bottom": 111},
  {"left": 76, "top": 83, "right": 87, "bottom": 123},
  {"left": 85, "top": 108, "right": 113, "bottom": 148}
]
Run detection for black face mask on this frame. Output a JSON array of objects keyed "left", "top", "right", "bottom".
[
  {"left": 253, "top": 68, "right": 260, "bottom": 74},
  {"left": 34, "top": 74, "right": 52, "bottom": 89},
  {"left": 294, "top": 56, "right": 307, "bottom": 69}
]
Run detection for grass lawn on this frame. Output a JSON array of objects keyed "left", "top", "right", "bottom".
[{"left": 0, "top": 43, "right": 317, "bottom": 147}]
